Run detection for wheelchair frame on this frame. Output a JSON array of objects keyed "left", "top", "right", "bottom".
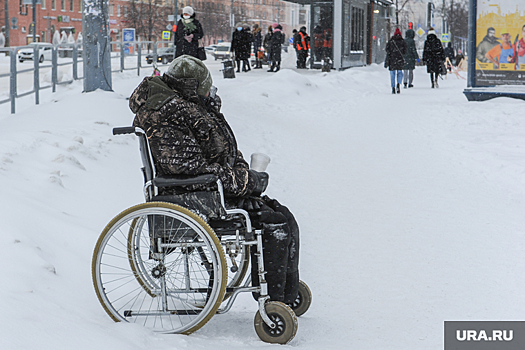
[{"left": 91, "top": 126, "right": 302, "bottom": 344}]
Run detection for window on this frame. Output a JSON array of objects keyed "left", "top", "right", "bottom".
[
  {"left": 110, "top": 4, "right": 113, "bottom": 16},
  {"left": 124, "top": 6, "right": 127, "bottom": 17},
  {"left": 117, "top": 5, "right": 120, "bottom": 17},
  {"left": 78, "top": 0, "right": 82, "bottom": 12},
  {"left": 52, "top": 0, "right": 56, "bottom": 10},
  {"left": 41, "top": 0, "right": 46, "bottom": 9},
  {"left": 20, "top": 0, "right": 28, "bottom": 15},
  {"left": 70, "top": 0, "right": 73, "bottom": 11},
  {"left": 299, "top": 10, "right": 306, "bottom": 24},
  {"left": 350, "top": 6, "right": 364, "bottom": 52},
  {"left": 61, "top": 0, "right": 65, "bottom": 11}
]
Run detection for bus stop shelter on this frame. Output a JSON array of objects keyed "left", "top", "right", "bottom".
[{"left": 287, "top": 0, "right": 393, "bottom": 70}]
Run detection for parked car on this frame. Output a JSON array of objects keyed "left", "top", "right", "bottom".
[
  {"left": 213, "top": 43, "right": 232, "bottom": 60},
  {"left": 145, "top": 47, "right": 175, "bottom": 64},
  {"left": 17, "top": 42, "right": 54, "bottom": 63}
]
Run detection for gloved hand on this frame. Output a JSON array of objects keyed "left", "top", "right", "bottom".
[
  {"left": 237, "top": 196, "right": 265, "bottom": 211},
  {"left": 184, "top": 34, "right": 194, "bottom": 42},
  {"left": 248, "top": 170, "right": 269, "bottom": 196},
  {"left": 417, "top": 58, "right": 420, "bottom": 63}
]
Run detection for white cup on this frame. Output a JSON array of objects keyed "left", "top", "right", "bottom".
[{"left": 250, "top": 153, "right": 271, "bottom": 172}]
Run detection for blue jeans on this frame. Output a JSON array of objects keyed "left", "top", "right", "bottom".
[{"left": 390, "top": 70, "right": 403, "bottom": 88}]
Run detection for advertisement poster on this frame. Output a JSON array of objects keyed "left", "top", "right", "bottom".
[
  {"left": 123, "top": 28, "right": 136, "bottom": 55},
  {"left": 475, "top": 1, "right": 525, "bottom": 85}
]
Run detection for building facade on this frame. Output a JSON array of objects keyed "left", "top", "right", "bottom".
[{"left": 0, "top": 0, "right": 309, "bottom": 47}]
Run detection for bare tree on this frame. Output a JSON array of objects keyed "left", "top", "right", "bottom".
[
  {"left": 128, "top": 0, "right": 169, "bottom": 44},
  {"left": 437, "top": 0, "right": 468, "bottom": 41},
  {"left": 394, "top": 0, "right": 413, "bottom": 26}
]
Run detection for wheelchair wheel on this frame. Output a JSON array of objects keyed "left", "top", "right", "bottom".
[
  {"left": 92, "top": 202, "right": 227, "bottom": 334},
  {"left": 290, "top": 280, "right": 312, "bottom": 317},
  {"left": 254, "top": 301, "right": 298, "bottom": 344}
]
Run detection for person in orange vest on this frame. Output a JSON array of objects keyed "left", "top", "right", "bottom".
[
  {"left": 323, "top": 27, "right": 333, "bottom": 60},
  {"left": 294, "top": 26, "right": 310, "bottom": 68},
  {"left": 312, "top": 24, "right": 324, "bottom": 61}
]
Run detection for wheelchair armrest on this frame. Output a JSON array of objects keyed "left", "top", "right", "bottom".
[{"left": 153, "top": 174, "right": 219, "bottom": 188}]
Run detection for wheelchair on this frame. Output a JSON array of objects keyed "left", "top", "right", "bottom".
[{"left": 91, "top": 126, "right": 312, "bottom": 344}]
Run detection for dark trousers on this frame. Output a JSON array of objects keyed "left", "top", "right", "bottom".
[
  {"left": 297, "top": 50, "right": 308, "bottom": 68},
  {"left": 248, "top": 196, "right": 300, "bottom": 304}
]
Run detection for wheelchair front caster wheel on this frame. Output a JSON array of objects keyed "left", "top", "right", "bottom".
[
  {"left": 291, "top": 280, "right": 312, "bottom": 317},
  {"left": 254, "top": 301, "right": 298, "bottom": 344}
]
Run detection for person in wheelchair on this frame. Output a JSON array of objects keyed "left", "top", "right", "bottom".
[{"left": 128, "top": 55, "right": 300, "bottom": 307}]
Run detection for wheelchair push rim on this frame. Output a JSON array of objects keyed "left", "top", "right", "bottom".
[{"left": 92, "top": 202, "right": 227, "bottom": 334}]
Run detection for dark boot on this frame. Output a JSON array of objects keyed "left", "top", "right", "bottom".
[
  {"left": 408, "top": 84, "right": 414, "bottom": 88},
  {"left": 392, "top": 87, "right": 396, "bottom": 94},
  {"left": 274, "top": 62, "right": 280, "bottom": 72},
  {"left": 267, "top": 62, "right": 275, "bottom": 72},
  {"left": 396, "top": 83, "right": 401, "bottom": 94},
  {"left": 404, "top": 83, "right": 407, "bottom": 89}
]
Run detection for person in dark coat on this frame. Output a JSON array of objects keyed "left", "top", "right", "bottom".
[
  {"left": 231, "top": 23, "right": 253, "bottom": 72},
  {"left": 294, "top": 26, "right": 310, "bottom": 69},
  {"left": 263, "top": 25, "right": 273, "bottom": 66},
  {"left": 423, "top": 27, "right": 445, "bottom": 88},
  {"left": 268, "top": 23, "right": 284, "bottom": 72},
  {"left": 129, "top": 55, "right": 301, "bottom": 307},
  {"left": 403, "top": 28, "right": 419, "bottom": 88},
  {"left": 174, "top": 6, "right": 204, "bottom": 59},
  {"left": 252, "top": 24, "right": 263, "bottom": 69},
  {"left": 444, "top": 42, "right": 455, "bottom": 71},
  {"left": 385, "top": 28, "right": 407, "bottom": 94}
]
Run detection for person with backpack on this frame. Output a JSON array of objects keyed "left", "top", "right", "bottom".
[
  {"left": 385, "top": 28, "right": 407, "bottom": 94},
  {"left": 403, "top": 28, "right": 419, "bottom": 88}
]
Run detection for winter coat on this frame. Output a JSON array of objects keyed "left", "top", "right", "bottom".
[
  {"left": 263, "top": 32, "right": 272, "bottom": 51},
  {"left": 269, "top": 29, "right": 284, "bottom": 62},
  {"left": 231, "top": 29, "right": 253, "bottom": 60},
  {"left": 294, "top": 30, "right": 310, "bottom": 52},
  {"left": 476, "top": 35, "right": 500, "bottom": 63},
  {"left": 253, "top": 28, "right": 262, "bottom": 51},
  {"left": 423, "top": 33, "right": 445, "bottom": 74},
  {"left": 444, "top": 43, "right": 455, "bottom": 60},
  {"left": 129, "top": 74, "right": 258, "bottom": 198},
  {"left": 385, "top": 34, "right": 407, "bottom": 71},
  {"left": 402, "top": 29, "right": 419, "bottom": 70},
  {"left": 174, "top": 16, "right": 204, "bottom": 59}
]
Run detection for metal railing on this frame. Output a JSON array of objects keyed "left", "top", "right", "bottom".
[{"left": 0, "top": 41, "right": 175, "bottom": 114}]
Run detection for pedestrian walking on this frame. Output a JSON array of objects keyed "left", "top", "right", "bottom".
[
  {"left": 385, "top": 28, "right": 407, "bottom": 94},
  {"left": 294, "top": 26, "right": 310, "bottom": 69},
  {"left": 422, "top": 27, "right": 445, "bottom": 88},
  {"left": 267, "top": 23, "right": 284, "bottom": 72},
  {"left": 252, "top": 24, "right": 263, "bottom": 69},
  {"left": 403, "top": 28, "right": 419, "bottom": 88},
  {"left": 231, "top": 23, "right": 253, "bottom": 72},
  {"left": 174, "top": 6, "right": 204, "bottom": 59}
]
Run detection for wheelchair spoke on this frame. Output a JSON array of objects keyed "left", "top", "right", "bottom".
[{"left": 92, "top": 203, "right": 226, "bottom": 334}]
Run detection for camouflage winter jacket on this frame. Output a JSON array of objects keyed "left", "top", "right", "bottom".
[{"left": 129, "top": 73, "right": 257, "bottom": 198}]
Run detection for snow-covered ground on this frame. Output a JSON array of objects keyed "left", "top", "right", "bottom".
[{"left": 1, "top": 51, "right": 524, "bottom": 350}]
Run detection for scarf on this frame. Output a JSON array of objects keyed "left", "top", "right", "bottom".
[{"left": 182, "top": 18, "right": 197, "bottom": 33}]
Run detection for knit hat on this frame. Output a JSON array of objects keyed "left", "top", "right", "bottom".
[
  {"left": 182, "top": 6, "right": 194, "bottom": 16},
  {"left": 428, "top": 27, "right": 435, "bottom": 35},
  {"left": 394, "top": 28, "right": 402, "bottom": 36},
  {"left": 167, "top": 55, "right": 213, "bottom": 96},
  {"left": 272, "top": 23, "right": 279, "bottom": 29}
]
